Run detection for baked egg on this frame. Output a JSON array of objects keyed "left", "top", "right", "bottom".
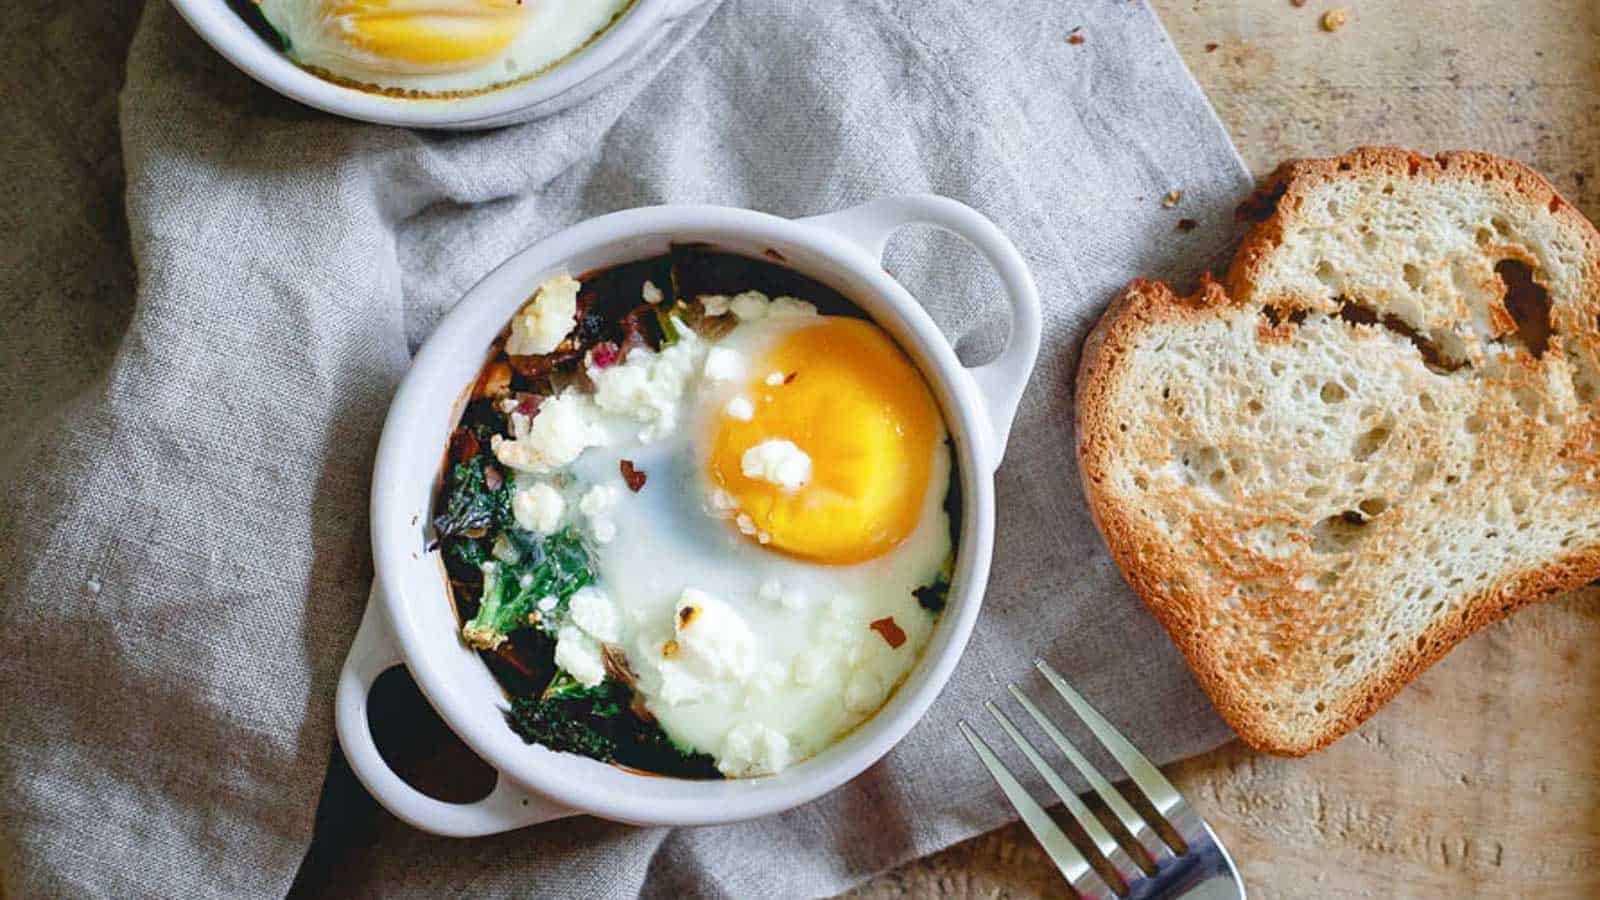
[
  {"left": 253, "top": 0, "right": 633, "bottom": 96},
  {"left": 439, "top": 258, "right": 956, "bottom": 779}
]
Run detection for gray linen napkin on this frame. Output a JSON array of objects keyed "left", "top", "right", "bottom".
[{"left": 0, "top": 1, "right": 1254, "bottom": 896}]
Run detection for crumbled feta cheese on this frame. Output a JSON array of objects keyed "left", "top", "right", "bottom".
[
  {"left": 735, "top": 513, "right": 758, "bottom": 535},
  {"left": 764, "top": 371, "right": 785, "bottom": 386},
  {"left": 589, "top": 332, "right": 703, "bottom": 441},
  {"left": 710, "top": 487, "right": 738, "bottom": 513},
  {"left": 717, "top": 722, "right": 792, "bottom": 777},
  {"left": 578, "top": 483, "right": 620, "bottom": 544},
  {"left": 537, "top": 594, "right": 559, "bottom": 612},
  {"left": 702, "top": 347, "right": 746, "bottom": 382},
  {"left": 730, "top": 291, "right": 770, "bottom": 320},
  {"left": 554, "top": 625, "right": 607, "bottom": 688},
  {"left": 791, "top": 649, "right": 828, "bottom": 686},
  {"left": 768, "top": 296, "right": 818, "bottom": 318},
  {"left": 844, "top": 670, "right": 888, "bottom": 714},
  {"left": 700, "top": 294, "right": 731, "bottom": 316},
  {"left": 741, "top": 439, "right": 812, "bottom": 491},
  {"left": 641, "top": 280, "right": 664, "bottom": 305},
  {"left": 510, "top": 481, "right": 565, "bottom": 534},
  {"left": 492, "top": 391, "right": 602, "bottom": 474},
  {"left": 673, "top": 588, "right": 756, "bottom": 683},
  {"left": 745, "top": 661, "right": 790, "bottom": 699},
  {"left": 568, "top": 586, "right": 619, "bottom": 643},
  {"left": 724, "top": 395, "right": 754, "bottom": 421},
  {"left": 655, "top": 662, "right": 708, "bottom": 706},
  {"left": 579, "top": 483, "right": 620, "bottom": 518},
  {"left": 505, "top": 274, "right": 579, "bottom": 357}
]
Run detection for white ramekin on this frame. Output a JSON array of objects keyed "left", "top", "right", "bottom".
[
  {"left": 167, "top": 0, "right": 707, "bottom": 129},
  {"left": 337, "top": 195, "right": 1041, "bottom": 835}
]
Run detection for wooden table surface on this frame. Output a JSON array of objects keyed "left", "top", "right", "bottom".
[
  {"left": 11, "top": 3, "right": 1594, "bottom": 898},
  {"left": 851, "top": 2, "right": 1600, "bottom": 897}
]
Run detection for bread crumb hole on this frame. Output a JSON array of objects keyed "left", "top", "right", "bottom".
[
  {"left": 1320, "top": 382, "right": 1348, "bottom": 404},
  {"left": 1496, "top": 259, "right": 1551, "bottom": 359},
  {"left": 1333, "top": 653, "right": 1355, "bottom": 670},
  {"left": 1418, "top": 392, "right": 1437, "bottom": 413},
  {"left": 1352, "top": 424, "right": 1392, "bottom": 460},
  {"left": 1358, "top": 497, "right": 1388, "bottom": 517},
  {"left": 1316, "top": 259, "right": 1337, "bottom": 288},
  {"left": 1475, "top": 227, "right": 1493, "bottom": 246},
  {"left": 1403, "top": 263, "right": 1423, "bottom": 290},
  {"left": 1312, "top": 512, "right": 1369, "bottom": 554}
]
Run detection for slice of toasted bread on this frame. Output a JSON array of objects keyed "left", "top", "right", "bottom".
[{"left": 1077, "top": 148, "right": 1600, "bottom": 755}]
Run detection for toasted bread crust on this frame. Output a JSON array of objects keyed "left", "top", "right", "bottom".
[
  {"left": 1229, "top": 147, "right": 1600, "bottom": 303},
  {"left": 1077, "top": 148, "right": 1600, "bottom": 755}
]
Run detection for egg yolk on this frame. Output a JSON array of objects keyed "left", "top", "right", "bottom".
[
  {"left": 316, "top": 0, "right": 529, "bottom": 73},
  {"left": 710, "top": 318, "right": 942, "bottom": 564}
]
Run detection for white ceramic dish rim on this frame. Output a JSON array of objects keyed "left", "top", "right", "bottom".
[
  {"left": 338, "top": 195, "right": 1041, "bottom": 835},
  {"left": 166, "top": 0, "right": 700, "bottom": 129}
]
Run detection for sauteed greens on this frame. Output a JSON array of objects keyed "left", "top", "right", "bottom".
[{"left": 430, "top": 245, "right": 955, "bottom": 778}]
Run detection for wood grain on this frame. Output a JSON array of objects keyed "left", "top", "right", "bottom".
[{"left": 850, "top": 2, "right": 1600, "bottom": 897}]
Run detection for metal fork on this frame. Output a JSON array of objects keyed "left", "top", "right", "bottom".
[{"left": 960, "top": 659, "right": 1245, "bottom": 899}]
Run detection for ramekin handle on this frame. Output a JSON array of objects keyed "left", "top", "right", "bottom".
[
  {"left": 335, "top": 584, "right": 573, "bottom": 837},
  {"left": 800, "top": 195, "right": 1041, "bottom": 469}
]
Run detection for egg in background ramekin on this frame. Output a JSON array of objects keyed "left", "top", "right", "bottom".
[{"left": 251, "top": 0, "right": 633, "bottom": 97}]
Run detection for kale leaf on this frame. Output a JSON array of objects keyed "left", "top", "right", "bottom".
[
  {"left": 507, "top": 679, "right": 624, "bottom": 761},
  {"left": 506, "top": 677, "right": 720, "bottom": 778},
  {"left": 460, "top": 527, "right": 594, "bottom": 650},
  {"left": 449, "top": 536, "right": 492, "bottom": 570},
  {"left": 432, "top": 456, "right": 512, "bottom": 541}
]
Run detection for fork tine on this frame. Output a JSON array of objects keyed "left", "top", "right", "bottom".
[
  {"left": 959, "top": 721, "right": 1117, "bottom": 899},
  {"left": 1035, "top": 660, "right": 1195, "bottom": 847},
  {"left": 1007, "top": 684, "right": 1171, "bottom": 865},
  {"left": 984, "top": 701, "right": 1142, "bottom": 887}
]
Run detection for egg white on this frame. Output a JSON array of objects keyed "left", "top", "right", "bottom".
[
  {"left": 255, "top": 0, "right": 634, "bottom": 96},
  {"left": 568, "top": 316, "right": 955, "bottom": 774}
]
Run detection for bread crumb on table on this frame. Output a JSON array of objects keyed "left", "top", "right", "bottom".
[
  {"left": 1163, "top": 189, "right": 1184, "bottom": 208},
  {"left": 1068, "top": 27, "right": 1085, "bottom": 45},
  {"left": 1322, "top": 9, "right": 1348, "bottom": 31}
]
